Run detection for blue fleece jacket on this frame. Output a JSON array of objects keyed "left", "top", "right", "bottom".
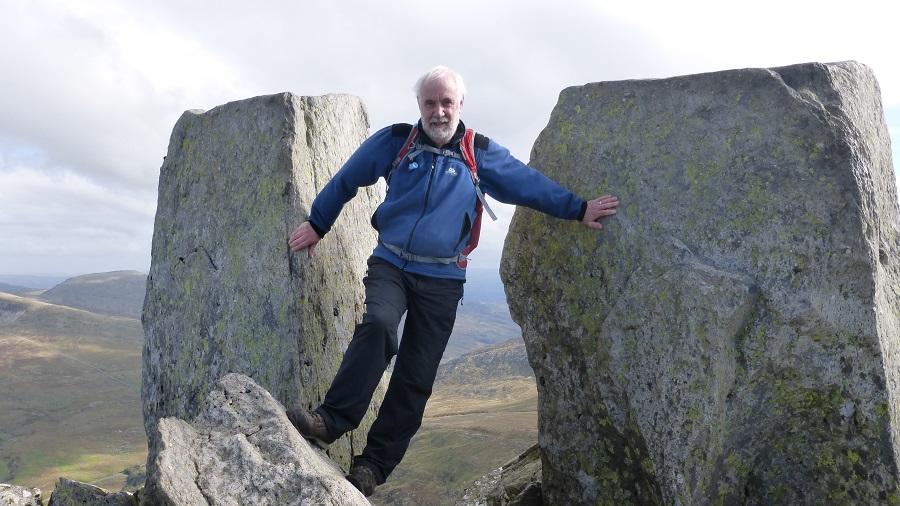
[{"left": 308, "top": 121, "right": 586, "bottom": 280}]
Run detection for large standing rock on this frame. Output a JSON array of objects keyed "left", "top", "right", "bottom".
[
  {"left": 501, "top": 61, "right": 900, "bottom": 504},
  {"left": 144, "top": 373, "right": 369, "bottom": 506},
  {"left": 142, "top": 93, "right": 382, "bottom": 466}
]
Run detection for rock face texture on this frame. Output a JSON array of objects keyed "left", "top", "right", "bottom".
[
  {"left": 142, "top": 93, "right": 382, "bottom": 467},
  {"left": 144, "top": 373, "right": 369, "bottom": 506},
  {"left": 501, "top": 61, "right": 900, "bottom": 504},
  {"left": 47, "top": 478, "right": 137, "bottom": 506}
]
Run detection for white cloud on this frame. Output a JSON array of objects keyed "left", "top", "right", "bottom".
[
  {"left": 0, "top": 0, "right": 897, "bottom": 276},
  {"left": 597, "top": 0, "right": 899, "bottom": 106},
  {"left": 0, "top": 1, "right": 252, "bottom": 187},
  {"left": 0, "top": 162, "right": 154, "bottom": 275}
]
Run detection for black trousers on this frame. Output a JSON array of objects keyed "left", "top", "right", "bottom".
[{"left": 316, "top": 256, "right": 465, "bottom": 483}]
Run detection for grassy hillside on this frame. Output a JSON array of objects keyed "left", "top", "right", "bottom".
[
  {"left": 438, "top": 338, "right": 533, "bottom": 385},
  {"left": 445, "top": 300, "right": 521, "bottom": 359},
  {"left": 0, "top": 270, "right": 532, "bottom": 503},
  {"left": 35, "top": 271, "right": 146, "bottom": 320},
  {"left": 0, "top": 292, "right": 146, "bottom": 494},
  {"left": 373, "top": 340, "right": 538, "bottom": 506}
]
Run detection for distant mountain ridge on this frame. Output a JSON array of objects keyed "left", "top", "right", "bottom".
[
  {"left": 35, "top": 270, "right": 146, "bottom": 320},
  {"left": 0, "top": 269, "right": 519, "bottom": 360},
  {"left": 0, "top": 282, "right": 41, "bottom": 297},
  {"left": 0, "top": 275, "right": 70, "bottom": 290}
]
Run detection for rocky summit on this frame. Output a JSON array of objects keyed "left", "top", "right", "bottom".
[
  {"left": 502, "top": 61, "right": 900, "bottom": 504},
  {"left": 5, "top": 62, "right": 898, "bottom": 505}
]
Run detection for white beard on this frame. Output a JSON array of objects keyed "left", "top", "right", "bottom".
[{"left": 423, "top": 117, "right": 457, "bottom": 145}]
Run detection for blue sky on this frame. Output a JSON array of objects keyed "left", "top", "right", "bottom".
[{"left": 1, "top": 0, "right": 897, "bottom": 277}]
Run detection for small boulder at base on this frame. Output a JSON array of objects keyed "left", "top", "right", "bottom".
[
  {"left": 47, "top": 478, "right": 136, "bottom": 505},
  {"left": 0, "top": 484, "right": 43, "bottom": 506},
  {"left": 144, "top": 373, "right": 369, "bottom": 506}
]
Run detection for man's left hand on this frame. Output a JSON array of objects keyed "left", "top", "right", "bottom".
[{"left": 581, "top": 195, "right": 619, "bottom": 230}]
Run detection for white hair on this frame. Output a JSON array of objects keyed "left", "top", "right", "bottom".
[{"left": 413, "top": 66, "right": 467, "bottom": 97}]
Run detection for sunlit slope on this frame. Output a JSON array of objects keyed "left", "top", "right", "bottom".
[{"left": 0, "top": 292, "right": 146, "bottom": 493}]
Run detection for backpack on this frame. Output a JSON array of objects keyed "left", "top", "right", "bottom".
[{"left": 387, "top": 124, "right": 497, "bottom": 269}]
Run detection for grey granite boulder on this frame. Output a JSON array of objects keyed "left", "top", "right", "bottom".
[
  {"left": 46, "top": 479, "right": 137, "bottom": 506},
  {"left": 144, "top": 373, "right": 368, "bottom": 505},
  {"left": 0, "top": 484, "right": 43, "bottom": 506},
  {"left": 502, "top": 61, "right": 899, "bottom": 504},
  {"left": 458, "top": 443, "right": 543, "bottom": 506},
  {"left": 142, "top": 93, "right": 382, "bottom": 467}
]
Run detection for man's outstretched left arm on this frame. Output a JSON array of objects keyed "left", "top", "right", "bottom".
[{"left": 477, "top": 138, "right": 620, "bottom": 228}]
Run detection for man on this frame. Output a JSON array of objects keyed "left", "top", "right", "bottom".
[{"left": 287, "top": 66, "right": 619, "bottom": 497}]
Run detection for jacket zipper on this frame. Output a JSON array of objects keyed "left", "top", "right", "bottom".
[{"left": 403, "top": 155, "right": 438, "bottom": 264}]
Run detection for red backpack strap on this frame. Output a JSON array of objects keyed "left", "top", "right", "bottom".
[
  {"left": 461, "top": 129, "right": 496, "bottom": 222},
  {"left": 461, "top": 128, "right": 477, "bottom": 175},
  {"left": 392, "top": 124, "right": 420, "bottom": 170},
  {"left": 458, "top": 128, "right": 494, "bottom": 269}
]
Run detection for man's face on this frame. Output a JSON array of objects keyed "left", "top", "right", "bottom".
[{"left": 417, "top": 76, "right": 464, "bottom": 147}]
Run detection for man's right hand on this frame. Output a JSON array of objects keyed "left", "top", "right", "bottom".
[{"left": 289, "top": 221, "right": 321, "bottom": 258}]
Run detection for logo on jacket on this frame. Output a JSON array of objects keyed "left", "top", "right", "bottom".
[{"left": 446, "top": 167, "right": 458, "bottom": 177}]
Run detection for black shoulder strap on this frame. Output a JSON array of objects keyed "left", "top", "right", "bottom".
[
  {"left": 473, "top": 132, "right": 489, "bottom": 151},
  {"left": 391, "top": 123, "right": 414, "bottom": 138}
]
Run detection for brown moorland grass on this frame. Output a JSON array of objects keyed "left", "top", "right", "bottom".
[
  {"left": 372, "top": 377, "right": 538, "bottom": 506},
  {"left": 0, "top": 293, "right": 146, "bottom": 493},
  {"left": 1, "top": 290, "right": 531, "bottom": 501}
]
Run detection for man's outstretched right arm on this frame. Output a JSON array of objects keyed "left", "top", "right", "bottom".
[{"left": 287, "top": 125, "right": 398, "bottom": 259}]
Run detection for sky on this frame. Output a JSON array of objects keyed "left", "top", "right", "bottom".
[{"left": 1, "top": 0, "right": 898, "bottom": 278}]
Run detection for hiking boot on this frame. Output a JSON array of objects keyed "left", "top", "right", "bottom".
[
  {"left": 346, "top": 464, "right": 378, "bottom": 497},
  {"left": 286, "top": 408, "right": 335, "bottom": 449}
]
